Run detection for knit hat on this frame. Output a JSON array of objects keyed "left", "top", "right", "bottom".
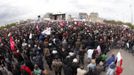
[
  {"left": 99, "top": 61, "right": 103, "bottom": 66},
  {"left": 69, "top": 52, "right": 74, "bottom": 56},
  {"left": 73, "top": 58, "right": 78, "bottom": 63},
  {"left": 66, "top": 55, "right": 70, "bottom": 58},
  {"left": 52, "top": 50, "right": 58, "bottom": 54}
]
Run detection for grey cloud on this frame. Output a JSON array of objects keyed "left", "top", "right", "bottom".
[
  {"left": 0, "top": 0, "right": 134, "bottom": 25},
  {"left": 0, "top": 4, "right": 29, "bottom": 25}
]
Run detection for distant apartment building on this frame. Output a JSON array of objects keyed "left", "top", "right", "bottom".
[
  {"left": 43, "top": 13, "right": 53, "bottom": 20},
  {"left": 67, "top": 14, "right": 73, "bottom": 21},
  {"left": 88, "top": 12, "right": 104, "bottom": 23},
  {"left": 79, "top": 13, "right": 88, "bottom": 21},
  {"left": 43, "top": 12, "right": 66, "bottom": 20}
]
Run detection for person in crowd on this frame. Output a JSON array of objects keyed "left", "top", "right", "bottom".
[
  {"left": 44, "top": 48, "right": 52, "bottom": 70},
  {"left": 42, "top": 69, "right": 49, "bottom": 75},
  {"left": 105, "top": 54, "right": 116, "bottom": 70},
  {"left": 20, "top": 63, "right": 32, "bottom": 75},
  {"left": 86, "top": 59, "right": 97, "bottom": 75},
  {"left": 52, "top": 58, "right": 63, "bottom": 75},
  {"left": 87, "top": 49, "right": 94, "bottom": 63},
  {"left": 71, "top": 58, "right": 79, "bottom": 75},
  {"left": 0, "top": 20, "right": 133, "bottom": 75},
  {"left": 78, "top": 47, "right": 86, "bottom": 65},
  {"left": 77, "top": 65, "right": 87, "bottom": 75},
  {"left": 96, "top": 61, "right": 104, "bottom": 75},
  {"left": 63, "top": 63, "right": 73, "bottom": 75},
  {"left": 106, "top": 62, "right": 116, "bottom": 75},
  {"left": 33, "top": 64, "right": 42, "bottom": 75},
  {"left": 87, "top": 59, "right": 96, "bottom": 71}
]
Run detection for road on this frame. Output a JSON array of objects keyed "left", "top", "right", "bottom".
[{"left": 109, "top": 49, "right": 134, "bottom": 75}]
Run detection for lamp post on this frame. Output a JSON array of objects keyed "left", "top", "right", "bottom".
[{"left": 38, "top": 15, "right": 41, "bottom": 21}]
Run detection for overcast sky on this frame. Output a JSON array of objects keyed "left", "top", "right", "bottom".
[{"left": 0, "top": 0, "right": 134, "bottom": 25}]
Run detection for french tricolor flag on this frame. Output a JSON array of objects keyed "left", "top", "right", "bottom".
[
  {"left": 116, "top": 51, "right": 123, "bottom": 75},
  {"left": 116, "top": 51, "right": 123, "bottom": 66},
  {"left": 96, "top": 45, "right": 101, "bottom": 55}
]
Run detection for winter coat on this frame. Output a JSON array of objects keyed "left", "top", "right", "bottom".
[
  {"left": 20, "top": 65, "right": 32, "bottom": 75},
  {"left": 63, "top": 65, "right": 73, "bottom": 75},
  {"left": 52, "top": 60, "right": 63, "bottom": 72},
  {"left": 77, "top": 68, "right": 86, "bottom": 75},
  {"left": 96, "top": 65, "right": 104, "bottom": 75},
  {"left": 71, "top": 63, "right": 79, "bottom": 75}
]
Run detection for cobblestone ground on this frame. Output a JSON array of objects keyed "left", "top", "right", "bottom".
[{"left": 43, "top": 49, "right": 134, "bottom": 75}]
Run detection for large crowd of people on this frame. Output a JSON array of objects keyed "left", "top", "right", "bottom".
[{"left": 0, "top": 20, "right": 134, "bottom": 75}]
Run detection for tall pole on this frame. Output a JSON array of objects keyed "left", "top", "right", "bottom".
[
  {"left": 38, "top": 15, "right": 41, "bottom": 22},
  {"left": 130, "top": 4, "right": 133, "bottom": 24}
]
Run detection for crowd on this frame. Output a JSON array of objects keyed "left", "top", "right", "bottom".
[{"left": 0, "top": 20, "right": 134, "bottom": 75}]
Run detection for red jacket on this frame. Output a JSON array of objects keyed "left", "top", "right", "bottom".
[{"left": 20, "top": 65, "right": 32, "bottom": 75}]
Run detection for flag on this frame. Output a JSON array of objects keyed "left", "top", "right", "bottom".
[
  {"left": 8, "top": 32, "right": 11, "bottom": 37},
  {"left": 10, "top": 35, "right": 16, "bottom": 51},
  {"left": 29, "top": 33, "right": 32, "bottom": 39},
  {"left": 116, "top": 66, "right": 123, "bottom": 75},
  {"left": 36, "top": 24, "right": 39, "bottom": 31},
  {"left": 20, "top": 65, "right": 32, "bottom": 75},
  {"left": 87, "top": 49, "right": 94, "bottom": 59},
  {"left": 126, "top": 43, "right": 129, "bottom": 48},
  {"left": 96, "top": 45, "right": 101, "bottom": 54},
  {"left": 77, "top": 21, "right": 82, "bottom": 26},
  {"left": 116, "top": 52, "right": 123, "bottom": 66},
  {"left": 42, "top": 27, "right": 51, "bottom": 35},
  {"left": 0, "top": 37, "right": 1, "bottom": 43},
  {"left": 59, "top": 21, "right": 65, "bottom": 27},
  {"left": 74, "top": 21, "right": 77, "bottom": 25}
]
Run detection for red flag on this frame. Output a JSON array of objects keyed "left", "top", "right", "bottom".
[
  {"left": 20, "top": 65, "right": 32, "bottom": 75},
  {"left": 0, "top": 37, "right": 1, "bottom": 43},
  {"left": 59, "top": 21, "right": 65, "bottom": 28},
  {"left": 116, "top": 66, "right": 123, "bottom": 75},
  {"left": 77, "top": 21, "right": 81, "bottom": 26},
  {"left": 36, "top": 24, "right": 39, "bottom": 31},
  {"left": 96, "top": 45, "right": 101, "bottom": 55},
  {"left": 10, "top": 36, "right": 16, "bottom": 51}
]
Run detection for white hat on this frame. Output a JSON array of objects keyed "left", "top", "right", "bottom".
[
  {"left": 17, "top": 50, "right": 19, "bottom": 53},
  {"left": 28, "top": 44, "right": 31, "bottom": 47},
  {"left": 99, "top": 61, "right": 103, "bottom": 66},
  {"left": 17, "top": 40, "right": 20, "bottom": 42},
  {"left": 69, "top": 52, "right": 74, "bottom": 56},
  {"left": 66, "top": 55, "right": 70, "bottom": 58},
  {"left": 73, "top": 58, "right": 78, "bottom": 63},
  {"left": 34, "top": 45, "right": 37, "bottom": 47},
  {"left": 38, "top": 47, "right": 41, "bottom": 49},
  {"left": 52, "top": 50, "right": 58, "bottom": 54},
  {"left": 22, "top": 43, "right": 27, "bottom": 47},
  {"left": 49, "top": 43, "right": 52, "bottom": 46},
  {"left": 23, "top": 39, "right": 26, "bottom": 41}
]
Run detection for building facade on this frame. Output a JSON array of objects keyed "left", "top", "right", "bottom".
[
  {"left": 79, "top": 13, "right": 88, "bottom": 21},
  {"left": 88, "top": 12, "right": 104, "bottom": 23}
]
